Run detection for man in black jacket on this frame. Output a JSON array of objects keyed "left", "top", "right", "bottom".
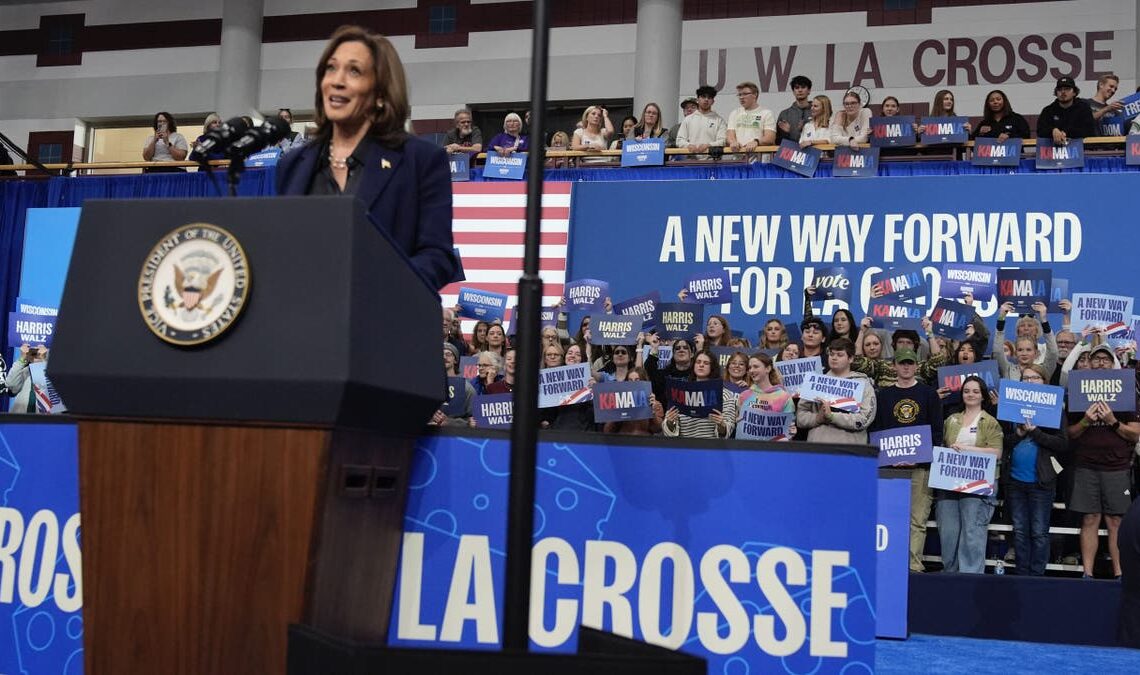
[{"left": 1037, "top": 76, "right": 1096, "bottom": 143}]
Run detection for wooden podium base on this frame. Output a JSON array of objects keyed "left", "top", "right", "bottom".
[{"left": 78, "top": 419, "right": 414, "bottom": 675}]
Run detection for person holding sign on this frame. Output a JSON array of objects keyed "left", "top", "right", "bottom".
[
  {"left": 929, "top": 89, "right": 973, "bottom": 135},
  {"left": 645, "top": 335, "right": 694, "bottom": 412},
  {"left": 971, "top": 90, "right": 1031, "bottom": 140},
  {"left": 737, "top": 354, "right": 796, "bottom": 440},
  {"left": 994, "top": 300, "right": 1058, "bottom": 381},
  {"left": 796, "top": 338, "right": 876, "bottom": 444},
  {"left": 829, "top": 90, "right": 872, "bottom": 147},
  {"left": 1087, "top": 73, "right": 1124, "bottom": 125},
  {"left": 1001, "top": 364, "right": 1068, "bottom": 576},
  {"left": 935, "top": 376, "right": 1003, "bottom": 574},
  {"left": 601, "top": 369, "right": 664, "bottom": 436},
  {"left": 5, "top": 344, "right": 48, "bottom": 413},
  {"left": 662, "top": 350, "right": 737, "bottom": 439}
]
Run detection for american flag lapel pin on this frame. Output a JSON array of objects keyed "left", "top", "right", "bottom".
[{"left": 381, "top": 158, "right": 392, "bottom": 169}]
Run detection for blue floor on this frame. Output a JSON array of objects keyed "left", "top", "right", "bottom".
[{"left": 876, "top": 634, "right": 1140, "bottom": 674}]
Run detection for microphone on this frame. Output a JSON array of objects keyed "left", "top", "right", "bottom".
[
  {"left": 189, "top": 117, "right": 249, "bottom": 162},
  {"left": 226, "top": 117, "right": 292, "bottom": 159}
]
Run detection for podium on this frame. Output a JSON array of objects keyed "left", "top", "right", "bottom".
[{"left": 49, "top": 197, "right": 444, "bottom": 674}]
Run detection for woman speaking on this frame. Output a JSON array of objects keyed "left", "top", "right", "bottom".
[{"left": 276, "top": 25, "right": 458, "bottom": 290}]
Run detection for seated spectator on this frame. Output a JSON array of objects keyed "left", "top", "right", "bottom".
[
  {"left": 191, "top": 113, "right": 227, "bottom": 160},
  {"left": 662, "top": 349, "right": 738, "bottom": 439},
  {"left": 1038, "top": 77, "right": 1096, "bottom": 142},
  {"left": 972, "top": 90, "right": 1031, "bottom": 140},
  {"left": 443, "top": 108, "right": 483, "bottom": 155},
  {"left": 668, "top": 97, "right": 698, "bottom": 148},
  {"left": 777, "top": 75, "right": 813, "bottom": 143},
  {"left": 676, "top": 86, "right": 727, "bottom": 158},
  {"left": 142, "top": 111, "right": 188, "bottom": 171},
  {"left": 830, "top": 90, "right": 872, "bottom": 147},
  {"left": 633, "top": 102, "right": 668, "bottom": 140},
  {"left": 487, "top": 113, "right": 528, "bottom": 156},
  {"left": 799, "top": 95, "right": 834, "bottom": 148},
  {"left": 929, "top": 89, "right": 972, "bottom": 134},
  {"left": 795, "top": 337, "right": 876, "bottom": 443},
  {"left": 546, "top": 130, "right": 571, "bottom": 168},
  {"left": 1087, "top": 73, "right": 1124, "bottom": 127},
  {"left": 880, "top": 95, "right": 921, "bottom": 136},
  {"left": 608, "top": 115, "right": 638, "bottom": 149},
  {"left": 573, "top": 106, "right": 613, "bottom": 163},
  {"left": 275, "top": 108, "right": 307, "bottom": 153},
  {"left": 726, "top": 80, "right": 777, "bottom": 154}
]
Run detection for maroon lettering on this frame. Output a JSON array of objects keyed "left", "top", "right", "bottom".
[
  {"left": 853, "top": 42, "right": 883, "bottom": 88},
  {"left": 947, "top": 37, "right": 979, "bottom": 85},
  {"left": 754, "top": 45, "right": 797, "bottom": 92},
  {"left": 913, "top": 39, "right": 945, "bottom": 87},
  {"left": 1085, "top": 31, "right": 1113, "bottom": 80},
  {"left": 1040, "top": 146, "right": 1053, "bottom": 160},
  {"left": 1130, "top": 143, "right": 1140, "bottom": 155},
  {"left": 1049, "top": 33, "right": 1081, "bottom": 80},
  {"left": 837, "top": 154, "right": 850, "bottom": 168},
  {"left": 1016, "top": 35, "right": 1049, "bottom": 82},
  {"left": 779, "top": 147, "right": 794, "bottom": 160},
  {"left": 978, "top": 37, "right": 1015, "bottom": 84},
  {"left": 699, "top": 49, "right": 726, "bottom": 91},
  {"left": 598, "top": 392, "right": 617, "bottom": 409},
  {"left": 825, "top": 43, "right": 850, "bottom": 90}
]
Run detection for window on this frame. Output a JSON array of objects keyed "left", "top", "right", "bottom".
[
  {"left": 38, "top": 143, "right": 63, "bottom": 164},
  {"left": 46, "top": 24, "right": 75, "bottom": 56},
  {"left": 429, "top": 5, "right": 456, "bottom": 34},
  {"left": 884, "top": 0, "right": 917, "bottom": 8}
]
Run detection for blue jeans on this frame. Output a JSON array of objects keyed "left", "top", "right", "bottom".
[
  {"left": 936, "top": 493, "right": 996, "bottom": 573},
  {"left": 1006, "top": 480, "right": 1053, "bottom": 576}
]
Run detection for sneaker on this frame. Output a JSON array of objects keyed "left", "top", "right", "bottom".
[
  {"left": 1004, "top": 548, "right": 1016, "bottom": 563},
  {"left": 1061, "top": 554, "right": 1079, "bottom": 566}
]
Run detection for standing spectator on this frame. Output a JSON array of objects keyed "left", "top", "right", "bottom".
[
  {"left": 668, "top": 97, "right": 698, "bottom": 148},
  {"left": 485, "top": 323, "right": 508, "bottom": 359},
  {"left": 1052, "top": 329, "right": 1079, "bottom": 385},
  {"left": 972, "top": 90, "right": 1031, "bottom": 140},
  {"left": 142, "top": 111, "right": 188, "bottom": 171},
  {"left": 796, "top": 337, "right": 876, "bottom": 443},
  {"left": 1087, "top": 73, "right": 1124, "bottom": 126},
  {"left": 662, "top": 349, "right": 738, "bottom": 439},
  {"left": 572, "top": 105, "right": 613, "bottom": 163},
  {"left": 725, "top": 81, "right": 776, "bottom": 153},
  {"left": 1066, "top": 344, "right": 1139, "bottom": 578},
  {"left": 759, "top": 319, "right": 789, "bottom": 351},
  {"left": 830, "top": 90, "right": 872, "bottom": 147},
  {"left": 676, "top": 86, "right": 727, "bottom": 157},
  {"left": 275, "top": 108, "right": 307, "bottom": 152},
  {"left": 470, "top": 351, "right": 503, "bottom": 395},
  {"left": 645, "top": 335, "right": 694, "bottom": 407},
  {"left": 432, "top": 343, "right": 474, "bottom": 426},
  {"left": 800, "top": 316, "right": 828, "bottom": 361},
  {"left": 5, "top": 345, "right": 48, "bottom": 413},
  {"left": 487, "top": 113, "right": 528, "bottom": 156},
  {"left": 994, "top": 301, "right": 1058, "bottom": 381},
  {"left": 936, "top": 375, "right": 1002, "bottom": 574},
  {"left": 632, "top": 102, "right": 667, "bottom": 140},
  {"left": 798, "top": 95, "right": 834, "bottom": 148},
  {"left": 1038, "top": 77, "right": 1097, "bottom": 142},
  {"left": 738, "top": 353, "right": 796, "bottom": 415},
  {"left": 443, "top": 108, "right": 483, "bottom": 155},
  {"left": 871, "top": 347, "right": 945, "bottom": 572},
  {"left": 776, "top": 75, "right": 813, "bottom": 143}
]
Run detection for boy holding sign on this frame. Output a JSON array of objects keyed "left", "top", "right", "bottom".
[{"left": 796, "top": 338, "right": 876, "bottom": 444}]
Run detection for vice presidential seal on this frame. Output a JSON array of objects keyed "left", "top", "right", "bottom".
[{"left": 138, "top": 223, "right": 250, "bottom": 345}]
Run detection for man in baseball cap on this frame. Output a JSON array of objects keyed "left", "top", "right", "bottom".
[
  {"left": 667, "top": 97, "right": 700, "bottom": 149},
  {"left": 1038, "top": 76, "right": 1096, "bottom": 144}
]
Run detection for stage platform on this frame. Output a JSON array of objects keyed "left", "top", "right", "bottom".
[{"left": 877, "top": 633, "right": 1140, "bottom": 673}]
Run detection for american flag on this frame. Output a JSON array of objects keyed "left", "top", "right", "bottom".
[{"left": 441, "top": 182, "right": 571, "bottom": 332}]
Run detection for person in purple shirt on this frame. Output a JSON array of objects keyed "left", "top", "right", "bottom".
[{"left": 486, "top": 112, "right": 528, "bottom": 156}]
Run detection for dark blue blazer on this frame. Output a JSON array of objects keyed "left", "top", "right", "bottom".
[{"left": 275, "top": 134, "right": 458, "bottom": 291}]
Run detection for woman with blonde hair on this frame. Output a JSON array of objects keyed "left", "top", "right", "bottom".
[
  {"left": 572, "top": 105, "right": 613, "bottom": 163},
  {"left": 633, "top": 102, "right": 667, "bottom": 139},
  {"left": 798, "top": 95, "right": 833, "bottom": 147}
]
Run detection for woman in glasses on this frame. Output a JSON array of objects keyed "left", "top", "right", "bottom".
[
  {"left": 645, "top": 334, "right": 694, "bottom": 407},
  {"left": 829, "top": 90, "right": 872, "bottom": 147},
  {"left": 662, "top": 349, "right": 737, "bottom": 439},
  {"left": 470, "top": 351, "right": 503, "bottom": 395}
]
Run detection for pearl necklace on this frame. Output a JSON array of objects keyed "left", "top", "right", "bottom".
[{"left": 329, "top": 151, "right": 349, "bottom": 170}]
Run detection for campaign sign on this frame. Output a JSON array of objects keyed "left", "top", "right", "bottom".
[
  {"left": 867, "top": 299, "right": 924, "bottom": 331},
  {"left": 613, "top": 291, "right": 660, "bottom": 331},
  {"left": 440, "top": 376, "right": 467, "bottom": 416},
  {"left": 1071, "top": 293, "right": 1134, "bottom": 337},
  {"left": 736, "top": 409, "right": 793, "bottom": 440},
  {"left": 919, "top": 116, "right": 969, "bottom": 144},
  {"left": 1127, "top": 134, "right": 1140, "bottom": 166},
  {"left": 930, "top": 298, "right": 976, "bottom": 340},
  {"left": 472, "top": 394, "right": 514, "bottom": 428},
  {"left": 564, "top": 278, "right": 609, "bottom": 311},
  {"left": 783, "top": 321, "right": 802, "bottom": 346},
  {"left": 1068, "top": 371, "right": 1137, "bottom": 413},
  {"left": 7, "top": 311, "right": 56, "bottom": 348},
  {"left": 870, "top": 115, "right": 916, "bottom": 147},
  {"left": 538, "top": 363, "right": 592, "bottom": 408},
  {"left": 588, "top": 314, "right": 642, "bottom": 345},
  {"left": 810, "top": 266, "right": 852, "bottom": 301},
  {"left": 997, "top": 379, "right": 1065, "bottom": 428},
  {"left": 592, "top": 381, "right": 653, "bottom": 422},
  {"left": 971, "top": 137, "right": 1022, "bottom": 167},
  {"left": 937, "top": 361, "right": 1001, "bottom": 393},
  {"left": 870, "top": 264, "right": 928, "bottom": 302},
  {"left": 1099, "top": 119, "right": 1125, "bottom": 137},
  {"left": 997, "top": 268, "right": 1051, "bottom": 311},
  {"left": 643, "top": 344, "right": 673, "bottom": 365},
  {"left": 458, "top": 286, "right": 508, "bottom": 322},
  {"left": 1049, "top": 277, "right": 1069, "bottom": 313},
  {"left": 941, "top": 263, "right": 996, "bottom": 301},
  {"left": 244, "top": 147, "right": 281, "bottom": 167},
  {"left": 1035, "top": 139, "right": 1084, "bottom": 170},
  {"left": 929, "top": 446, "right": 996, "bottom": 495},
  {"left": 774, "top": 356, "right": 823, "bottom": 396},
  {"left": 709, "top": 346, "right": 735, "bottom": 370},
  {"left": 620, "top": 137, "right": 666, "bottom": 167},
  {"left": 482, "top": 151, "right": 527, "bottom": 180},
  {"left": 1099, "top": 92, "right": 1140, "bottom": 135},
  {"left": 655, "top": 302, "right": 700, "bottom": 340},
  {"left": 870, "top": 425, "right": 933, "bottom": 466},
  {"left": 833, "top": 146, "right": 879, "bottom": 177},
  {"left": 800, "top": 373, "right": 866, "bottom": 412},
  {"left": 665, "top": 378, "right": 722, "bottom": 417},
  {"left": 876, "top": 473, "right": 911, "bottom": 639},
  {"left": 725, "top": 380, "right": 750, "bottom": 395},
  {"left": 683, "top": 268, "right": 732, "bottom": 304},
  {"left": 506, "top": 305, "right": 558, "bottom": 336},
  {"left": 449, "top": 152, "right": 470, "bottom": 181},
  {"left": 770, "top": 139, "right": 821, "bottom": 177}
]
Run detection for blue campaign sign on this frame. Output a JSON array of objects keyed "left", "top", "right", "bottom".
[
  {"left": 449, "top": 153, "right": 471, "bottom": 181},
  {"left": 1048, "top": 278, "right": 1069, "bottom": 313},
  {"left": 867, "top": 299, "right": 924, "bottom": 331},
  {"left": 613, "top": 291, "right": 660, "bottom": 331},
  {"left": 870, "top": 425, "right": 933, "bottom": 466},
  {"left": 472, "top": 394, "right": 514, "bottom": 428},
  {"left": 460, "top": 356, "right": 479, "bottom": 380},
  {"left": 1099, "top": 118, "right": 1126, "bottom": 137},
  {"left": 643, "top": 344, "right": 673, "bottom": 365},
  {"left": 592, "top": 381, "right": 653, "bottom": 422},
  {"left": 773, "top": 356, "right": 822, "bottom": 396},
  {"left": 936, "top": 361, "right": 1000, "bottom": 394},
  {"left": 810, "top": 266, "right": 852, "bottom": 302},
  {"left": 620, "top": 137, "right": 666, "bottom": 167},
  {"left": 440, "top": 376, "right": 467, "bottom": 416},
  {"left": 919, "top": 116, "right": 969, "bottom": 144},
  {"left": 997, "top": 268, "right": 1051, "bottom": 311},
  {"left": 538, "top": 364, "right": 592, "bottom": 408},
  {"left": 800, "top": 373, "right": 866, "bottom": 412},
  {"left": 876, "top": 474, "right": 910, "bottom": 639},
  {"left": 709, "top": 346, "right": 735, "bottom": 371},
  {"left": 482, "top": 151, "right": 528, "bottom": 179},
  {"left": 736, "top": 409, "right": 792, "bottom": 440},
  {"left": 1071, "top": 293, "right": 1134, "bottom": 337},
  {"left": 942, "top": 264, "right": 996, "bottom": 301},
  {"left": 655, "top": 302, "right": 701, "bottom": 340},
  {"left": 971, "top": 137, "right": 1022, "bottom": 167},
  {"left": 1068, "top": 370, "right": 1137, "bottom": 413},
  {"left": 7, "top": 310, "right": 56, "bottom": 348},
  {"left": 683, "top": 268, "right": 732, "bottom": 304},
  {"left": 930, "top": 298, "right": 976, "bottom": 340},
  {"left": 1127, "top": 135, "right": 1140, "bottom": 166},
  {"left": 0, "top": 423, "right": 83, "bottom": 675},
  {"left": 588, "top": 314, "right": 642, "bottom": 345},
  {"left": 929, "top": 446, "right": 996, "bottom": 495},
  {"left": 665, "top": 378, "right": 723, "bottom": 417},
  {"left": 244, "top": 147, "right": 281, "bottom": 167},
  {"left": 506, "top": 305, "right": 558, "bottom": 336},
  {"left": 458, "top": 286, "right": 508, "bottom": 322},
  {"left": 832, "top": 146, "right": 879, "bottom": 177},
  {"left": 870, "top": 264, "right": 928, "bottom": 302},
  {"left": 997, "top": 379, "right": 1065, "bottom": 428},
  {"left": 770, "top": 139, "right": 821, "bottom": 177},
  {"left": 1100, "top": 91, "right": 1140, "bottom": 133},
  {"left": 564, "top": 278, "right": 609, "bottom": 311},
  {"left": 870, "top": 116, "right": 916, "bottom": 147},
  {"left": 1036, "top": 139, "right": 1085, "bottom": 169},
  {"left": 390, "top": 432, "right": 878, "bottom": 671}
]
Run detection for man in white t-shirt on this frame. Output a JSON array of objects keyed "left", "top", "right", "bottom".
[
  {"left": 726, "top": 81, "right": 776, "bottom": 153},
  {"left": 676, "top": 85, "right": 727, "bottom": 156}
]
